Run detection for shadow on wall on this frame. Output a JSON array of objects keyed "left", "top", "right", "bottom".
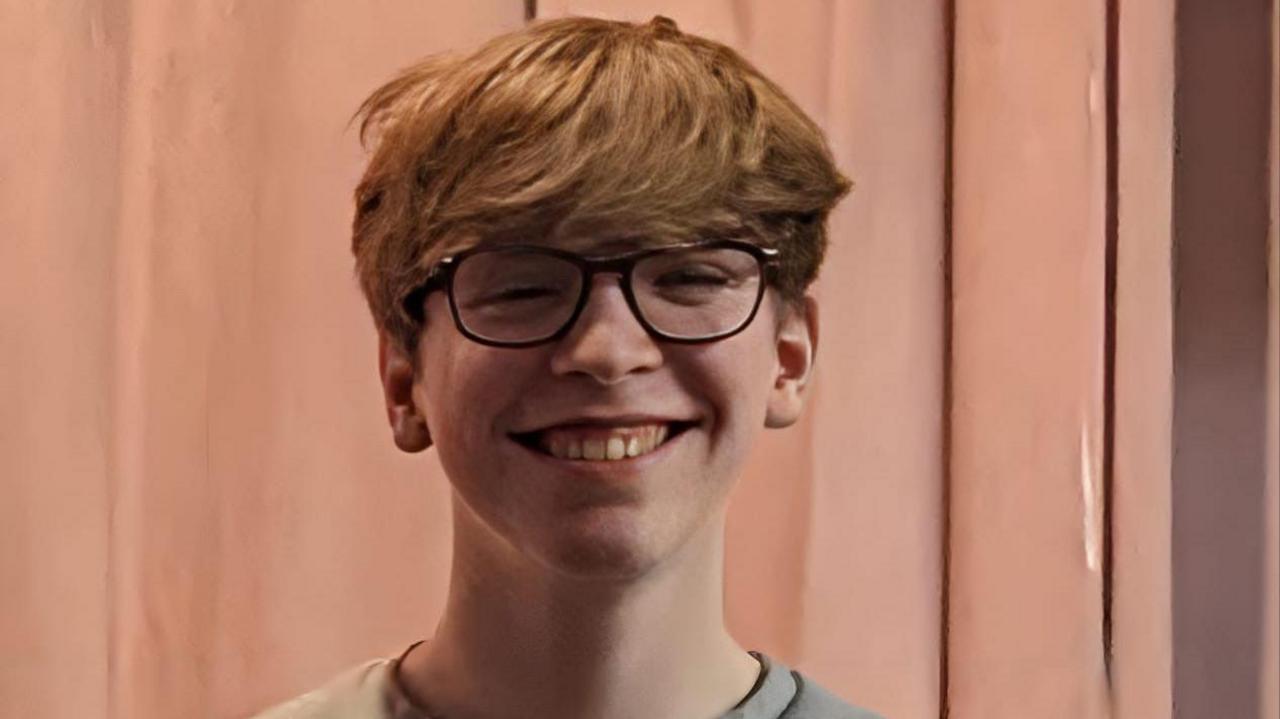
[{"left": 1170, "top": 1, "right": 1275, "bottom": 717}]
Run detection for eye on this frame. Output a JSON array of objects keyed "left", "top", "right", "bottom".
[
  {"left": 652, "top": 266, "right": 732, "bottom": 288},
  {"left": 477, "top": 283, "right": 566, "bottom": 304}
]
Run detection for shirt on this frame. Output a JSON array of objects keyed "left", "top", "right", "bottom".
[{"left": 251, "top": 641, "right": 884, "bottom": 719}]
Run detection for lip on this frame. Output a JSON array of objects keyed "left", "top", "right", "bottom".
[{"left": 510, "top": 414, "right": 697, "bottom": 434}]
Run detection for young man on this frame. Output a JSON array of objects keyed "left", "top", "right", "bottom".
[{"left": 255, "top": 15, "right": 881, "bottom": 719}]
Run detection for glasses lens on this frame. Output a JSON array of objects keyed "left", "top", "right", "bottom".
[
  {"left": 632, "top": 246, "right": 763, "bottom": 340},
  {"left": 451, "top": 248, "right": 582, "bottom": 343}
]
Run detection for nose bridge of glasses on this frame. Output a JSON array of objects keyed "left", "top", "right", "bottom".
[
  {"left": 548, "top": 268, "right": 653, "bottom": 349},
  {"left": 578, "top": 269, "right": 637, "bottom": 318}
]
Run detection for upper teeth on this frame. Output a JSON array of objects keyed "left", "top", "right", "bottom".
[{"left": 540, "top": 424, "right": 671, "bottom": 461}]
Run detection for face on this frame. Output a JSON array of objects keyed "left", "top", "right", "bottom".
[{"left": 379, "top": 236, "right": 818, "bottom": 581}]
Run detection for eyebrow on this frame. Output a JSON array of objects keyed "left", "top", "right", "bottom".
[
  {"left": 474, "top": 234, "right": 658, "bottom": 256},
  {"left": 576, "top": 236, "right": 652, "bottom": 255}
]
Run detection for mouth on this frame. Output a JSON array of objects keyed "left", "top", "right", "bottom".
[{"left": 509, "top": 420, "right": 698, "bottom": 462}]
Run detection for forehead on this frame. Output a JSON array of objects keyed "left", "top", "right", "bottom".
[
  {"left": 443, "top": 224, "right": 766, "bottom": 259},
  {"left": 447, "top": 232, "right": 692, "bottom": 259}
]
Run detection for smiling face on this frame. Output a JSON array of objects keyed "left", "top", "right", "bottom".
[{"left": 379, "top": 237, "right": 819, "bottom": 581}]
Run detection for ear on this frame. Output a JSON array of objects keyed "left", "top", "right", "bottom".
[
  {"left": 378, "top": 331, "right": 432, "bottom": 453},
  {"left": 764, "top": 295, "right": 819, "bottom": 429}
]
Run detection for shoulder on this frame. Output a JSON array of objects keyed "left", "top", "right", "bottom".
[
  {"left": 784, "top": 669, "right": 886, "bottom": 719},
  {"left": 248, "top": 658, "right": 393, "bottom": 719}
]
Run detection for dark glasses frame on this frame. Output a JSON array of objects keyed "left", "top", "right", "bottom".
[{"left": 401, "top": 239, "right": 781, "bottom": 348}]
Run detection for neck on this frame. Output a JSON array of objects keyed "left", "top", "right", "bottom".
[{"left": 398, "top": 496, "right": 761, "bottom": 719}]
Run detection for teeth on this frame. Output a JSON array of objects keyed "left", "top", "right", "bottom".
[
  {"left": 582, "top": 438, "right": 606, "bottom": 461},
  {"left": 534, "top": 423, "right": 679, "bottom": 462}
]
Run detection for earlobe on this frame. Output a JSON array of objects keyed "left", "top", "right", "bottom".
[
  {"left": 379, "top": 332, "right": 433, "bottom": 453},
  {"left": 391, "top": 410, "right": 433, "bottom": 453},
  {"left": 764, "top": 295, "right": 819, "bottom": 429}
]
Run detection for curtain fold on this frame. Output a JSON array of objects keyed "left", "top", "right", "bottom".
[
  {"left": 1112, "top": 0, "right": 1176, "bottom": 715},
  {"left": 948, "top": 2, "right": 1111, "bottom": 715}
]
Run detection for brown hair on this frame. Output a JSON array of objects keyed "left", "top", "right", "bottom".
[{"left": 352, "top": 15, "right": 851, "bottom": 357}]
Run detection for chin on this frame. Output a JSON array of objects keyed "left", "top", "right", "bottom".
[{"left": 531, "top": 510, "right": 674, "bottom": 582}]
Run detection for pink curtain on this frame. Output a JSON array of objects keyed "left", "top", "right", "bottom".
[{"left": 2, "top": 2, "right": 1275, "bottom": 718}]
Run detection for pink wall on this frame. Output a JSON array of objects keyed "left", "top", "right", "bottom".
[{"left": 1, "top": 2, "right": 1275, "bottom": 718}]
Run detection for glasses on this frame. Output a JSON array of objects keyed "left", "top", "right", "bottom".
[{"left": 402, "top": 239, "right": 780, "bottom": 348}]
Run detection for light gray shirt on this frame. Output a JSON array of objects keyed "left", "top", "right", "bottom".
[{"left": 252, "top": 641, "right": 884, "bottom": 719}]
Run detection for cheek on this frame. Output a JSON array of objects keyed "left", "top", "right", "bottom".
[
  {"left": 686, "top": 331, "right": 780, "bottom": 447},
  {"left": 416, "top": 349, "right": 520, "bottom": 521},
  {"left": 719, "top": 316, "right": 781, "bottom": 400},
  {"left": 414, "top": 318, "right": 521, "bottom": 452}
]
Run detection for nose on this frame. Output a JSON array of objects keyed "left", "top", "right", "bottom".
[{"left": 548, "top": 273, "right": 663, "bottom": 384}]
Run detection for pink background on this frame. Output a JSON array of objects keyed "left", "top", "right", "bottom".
[{"left": 2, "top": 1, "right": 1276, "bottom": 717}]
